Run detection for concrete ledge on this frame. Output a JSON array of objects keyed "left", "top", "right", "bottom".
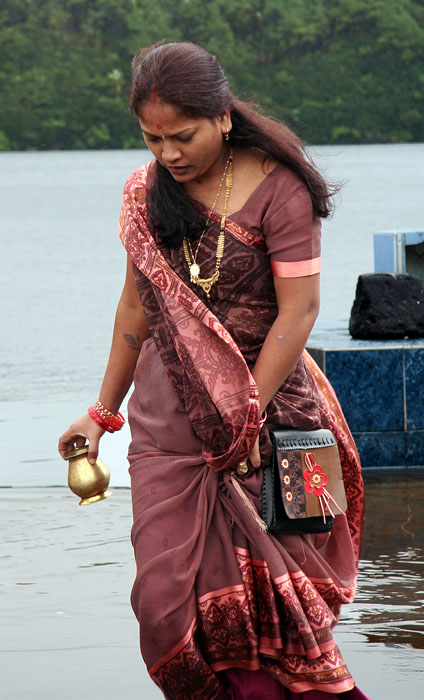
[{"left": 307, "top": 321, "right": 424, "bottom": 474}]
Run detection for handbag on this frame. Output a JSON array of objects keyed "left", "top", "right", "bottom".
[{"left": 261, "top": 428, "right": 347, "bottom": 533}]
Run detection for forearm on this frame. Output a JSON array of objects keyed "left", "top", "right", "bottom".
[
  {"left": 252, "top": 306, "right": 318, "bottom": 414},
  {"left": 98, "top": 297, "right": 151, "bottom": 414}
]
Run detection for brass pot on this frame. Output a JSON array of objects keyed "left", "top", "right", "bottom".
[{"left": 65, "top": 446, "right": 112, "bottom": 506}]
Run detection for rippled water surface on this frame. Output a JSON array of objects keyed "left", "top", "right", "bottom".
[
  {"left": 335, "top": 479, "right": 424, "bottom": 698},
  {"left": 1, "top": 481, "right": 423, "bottom": 699},
  {"left": 346, "top": 481, "right": 423, "bottom": 648}
]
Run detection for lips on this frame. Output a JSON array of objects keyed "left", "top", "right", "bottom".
[{"left": 168, "top": 165, "right": 190, "bottom": 175}]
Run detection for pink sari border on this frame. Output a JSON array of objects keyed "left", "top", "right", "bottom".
[
  {"left": 271, "top": 257, "right": 321, "bottom": 277},
  {"left": 148, "top": 617, "right": 197, "bottom": 676},
  {"left": 212, "top": 659, "right": 261, "bottom": 673},
  {"left": 284, "top": 679, "right": 356, "bottom": 695},
  {"left": 197, "top": 583, "right": 246, "bottom": 604}
]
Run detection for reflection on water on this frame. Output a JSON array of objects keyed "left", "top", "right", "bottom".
[
  {"left": 341, "top": 479, "right": 424, "bottom": 650},
  {"left": 1, "top": 480, "right": 423, "bottom": 698}
]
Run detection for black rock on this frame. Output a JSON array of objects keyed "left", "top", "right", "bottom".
[{"left": 349, "top": 273, "right": 424, "bottom": 339}]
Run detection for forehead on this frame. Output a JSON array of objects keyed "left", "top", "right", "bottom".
[{"left": 138, "top": 100, "right": 206, "bottom": 134}]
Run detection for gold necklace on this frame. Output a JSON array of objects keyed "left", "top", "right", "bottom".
[{"left": 183, "top": 149, "right": 233, "bottom": 298}]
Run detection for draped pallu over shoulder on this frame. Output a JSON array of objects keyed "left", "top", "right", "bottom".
[
  {"left": 118, "top": 162, "right": 365, "bottom": 700},
  {"left": 118, "top": 163, "right": 260, "bottom": 471}
]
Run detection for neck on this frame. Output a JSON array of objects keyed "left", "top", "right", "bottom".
[{"left": 184, "top": 146, "right": 231, "bottom": 205}]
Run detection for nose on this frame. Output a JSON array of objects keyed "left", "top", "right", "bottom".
[{"left": 161, "top": 141, "right": 183, "bottom": 165}]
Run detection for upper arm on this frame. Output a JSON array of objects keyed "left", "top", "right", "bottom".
[
  {"left": 119, "top": 255, "right": 144, "bottom": 309},
  {"left": 273, "top": 273, "right": 320, "bottom": 319},
  {"left": 117, "top": 256, "right": 150, "bottom": 338},
  {"left": 116, "top": 256, "right": 151, "bottom": 341}
]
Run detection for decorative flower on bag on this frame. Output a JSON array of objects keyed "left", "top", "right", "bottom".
[
  {"left": 281, "top": 458, "right": 289, "bottom": 469},
  {"left": 303, "top": 453, "right": 328, "bottom": 497}
]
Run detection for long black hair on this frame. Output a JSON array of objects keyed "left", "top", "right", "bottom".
[{"left": 130, "top": 42, "right": 334, "bottom": 248}]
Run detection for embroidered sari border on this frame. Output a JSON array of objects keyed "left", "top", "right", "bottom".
[
  {"left": 148, "top": 617, "right": 197, "bottom": 676},
  {"left": 211, "top": 659, "right": 262, "bottom": 673},
  {"left": 197, "top": 583, "right": 246, "bottom": 605}
]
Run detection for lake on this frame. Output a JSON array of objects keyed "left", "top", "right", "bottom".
[
  {"left": 1, "top": 144, "right": 424, "bottom": 486},
  {"left": 1, "top": 145, "right": 423, "bottom": 698}
]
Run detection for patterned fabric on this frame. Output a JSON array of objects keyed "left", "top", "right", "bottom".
[
  {"left": 228, "top": 164, "right": 322, "bottom": 273},
  {"left": 118, "top": 161, "right": 365, "bottom": 699}
]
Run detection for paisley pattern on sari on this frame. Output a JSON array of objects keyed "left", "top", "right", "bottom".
[{"left": 118, "top": 163, "right": 365, "bottom": 699}]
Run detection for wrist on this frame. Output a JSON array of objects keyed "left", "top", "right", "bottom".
[{"left": 88, "top": 400, "right": 125, "bottom": 433}]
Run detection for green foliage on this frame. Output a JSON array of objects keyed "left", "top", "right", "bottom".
[{"left": 1, "top": 0, "right": 423, "bottom": 148}]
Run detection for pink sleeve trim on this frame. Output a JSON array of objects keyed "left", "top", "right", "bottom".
[{"left": 270, "top": 256, "right": 321, "bottom": 278}]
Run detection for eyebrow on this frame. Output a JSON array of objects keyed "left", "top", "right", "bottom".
[{"left": 142, "top": 127, "right": 195, "bottom": 138}]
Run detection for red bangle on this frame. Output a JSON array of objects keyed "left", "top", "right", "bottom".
[{"left": 88, "top": 400, "right": 125, "bottom": 433}]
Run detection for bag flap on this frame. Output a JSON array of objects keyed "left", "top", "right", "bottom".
[
  {"left": 270, "top": 428, "right": 337, "bottom": 451},
  {"left": 275, "top": 442, "right": 347, "bottom": 520}
]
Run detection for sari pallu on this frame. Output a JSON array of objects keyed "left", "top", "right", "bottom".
[{"left": 119, "top": 164, "right": 365, "bottom": 699}]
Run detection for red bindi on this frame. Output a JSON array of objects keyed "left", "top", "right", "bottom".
[{"left": 156, "top": 124, "right": 162, "bottom": 130}]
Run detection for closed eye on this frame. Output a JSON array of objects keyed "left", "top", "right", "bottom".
[
  {"left": 144, "top": 135, "right": 161, "bottom": 143},
  {"left": 143, "top": 132, "right": 194, "bottom": 143}
]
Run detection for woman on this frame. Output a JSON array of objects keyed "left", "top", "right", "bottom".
[{"left": 59, "top": 43, "right": 367, "bottom": 700}]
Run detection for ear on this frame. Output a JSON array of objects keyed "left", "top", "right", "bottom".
[{"left": 219, "top": 110, "right": 232, "bottom": 135}]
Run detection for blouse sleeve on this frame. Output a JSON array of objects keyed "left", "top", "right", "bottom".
[{"left": 262, "top": 173, "right": 321, "bottom": 278}]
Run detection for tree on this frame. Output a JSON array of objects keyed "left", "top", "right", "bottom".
[{"left": 1, "top": 0, "right": 423, "bottom": 149}]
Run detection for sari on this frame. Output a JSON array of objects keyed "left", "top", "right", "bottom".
[{"left": 118, "top": 162, "right": 365, "bottom": 700}]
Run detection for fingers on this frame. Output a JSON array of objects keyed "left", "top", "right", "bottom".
[
  {"left": 58, "top": 428, "right": 84, "bottom": 459},
  {"left": 86, "top": 435, "right": 100, "bottom": 466},
  {"left": 57, "top": 414, "right": 104, "bottom": 462},
  {"left": 58, "top": 426, "right": 86, "bottom": 458},
  {"left": 58, "top": 434, "right": 86, "bottom": 459}
]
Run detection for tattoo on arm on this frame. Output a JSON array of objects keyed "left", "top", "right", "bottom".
[{"left": 124, "top": 333, "right": 142, "bottom": 351}]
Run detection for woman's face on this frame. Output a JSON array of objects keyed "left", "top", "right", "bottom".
[{"left": 138, "top": 100, "right": 231, "bottom": 186}]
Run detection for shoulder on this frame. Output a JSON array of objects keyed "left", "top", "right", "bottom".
[
  {"left": 233, "top": 150, "right": 278, "bottom": 193},
  {"left": 119, "top": 160, "right": 156, "bottom": 244},
  {"left": 122, "top": 159, "right": 156, "bottom": 203},
  {"left": 266, "top": 164, "right": 309, "bottom": 203},
  {"left": 256, "top": 165, "right": 312, "bottom": 229},
  {"left": 239, "top": 150, "right": 310, "bottom": 209}
]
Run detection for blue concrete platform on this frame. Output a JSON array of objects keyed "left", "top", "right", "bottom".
[{"left": 307, "top": 322, "right": 424, "bottom": 476}]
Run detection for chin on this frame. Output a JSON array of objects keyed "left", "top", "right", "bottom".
[{"left": 168, "top": 169, "right": 195, "bottom": 183}]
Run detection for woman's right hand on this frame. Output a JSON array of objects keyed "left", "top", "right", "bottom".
[{"left": 58, "top": 414, "right": 105, "bottom": 465}]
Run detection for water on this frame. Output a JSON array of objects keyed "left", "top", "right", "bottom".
[
  {"left": 1, "top": 144, "right": 424, "bottom": 485},
  {"left": 1, "top": 145, "right": 424, "bottom": 697},
  {"left": 1, "top": 145, "right": 423, "bottom": 409},
  {"left": 1, "top": 483, "right": 423, "bottom": 699}
]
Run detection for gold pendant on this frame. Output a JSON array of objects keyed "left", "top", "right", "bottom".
[
  {"left": 198, "top": 280, "right": 213, "bottom": 298},
  {"left": 190, "top": 263, "right": 200, "bottom": 282}
]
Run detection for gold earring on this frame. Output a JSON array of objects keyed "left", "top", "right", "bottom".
[{"left": 224, "top": 130, "right": 230, "bottom": 142}]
